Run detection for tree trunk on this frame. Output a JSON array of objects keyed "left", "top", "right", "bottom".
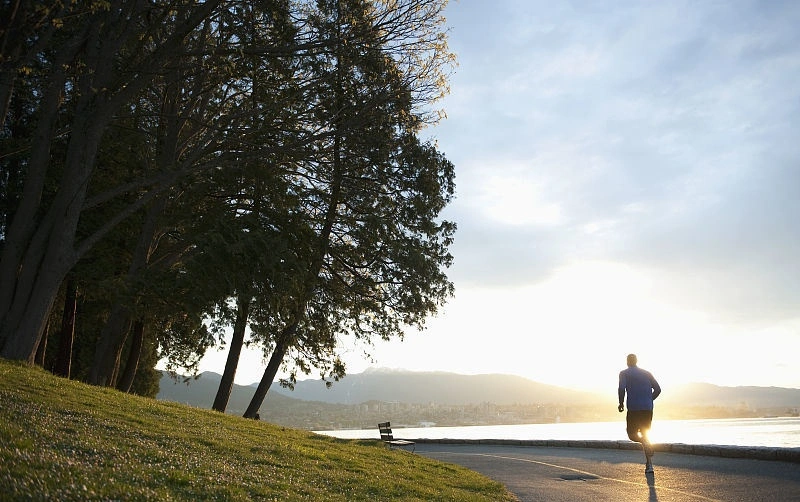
[
  {"left": 34, "top": 323, "right": 48, "bottom": 367},
  {"left": 0, "top": 66, "right": 69, "bottom": 349},
  {"left": 88, "top": 303, "right": 133, "bottom": 386},
  {"left": 0, "top": 59, "right": 115, "bottom": 362},
  {"left": 116, "top": 319, "right": 144, "bottom": 393},
  {"left": 0, "top": 222, "right": 81, "bottom": 362},
  {"left": 89, "top": 194, "right": 167, "bottom": 386},
  {"left": 243, "top": 323, "right": 296, "bottom": 419},
  {"left": 213, "top": 295, "right": 252, "bottom": 412},
  {"left": 52, "top": 278, "right": 78, "bottom": 378}
]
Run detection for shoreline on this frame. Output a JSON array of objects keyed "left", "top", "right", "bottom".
[{"left": 406, "top": 438, "right": 800, "bottom": 463}]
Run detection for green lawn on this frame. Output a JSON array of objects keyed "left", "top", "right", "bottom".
[{"left": 0, "top": 359, "right": 517, "bottom": 501}]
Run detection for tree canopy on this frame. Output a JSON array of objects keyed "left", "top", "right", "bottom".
[{"left": 0, "top": 0, "right": 456, "bottom": 408}]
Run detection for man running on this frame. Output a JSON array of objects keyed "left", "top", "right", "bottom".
[{"left": 618, "top": 353, "right": 661, "bottom": 473}]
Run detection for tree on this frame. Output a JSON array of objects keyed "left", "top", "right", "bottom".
[
  {"left": 203, "top": 0, "right": 332, "bottom": 412},
  {"left": 0, "top": 0, "right": 222, "bottom": 362},
  {"left": 2, "top": 0, "right": 457, "bottom": 410},
  {"left": 243, "top": 0, "right": 455, "bottom": 418}
]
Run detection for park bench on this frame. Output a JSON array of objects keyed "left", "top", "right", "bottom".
[{"left": 378, "top": 422, "right": 415, "bottom": 452}]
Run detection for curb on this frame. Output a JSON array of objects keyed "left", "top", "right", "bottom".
[{"left": 408, "top": 438, "right": 800, "bottom": 463}]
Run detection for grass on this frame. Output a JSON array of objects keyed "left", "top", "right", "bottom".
[{"left": 0, "top": 359, "right": 517, "bottom": 501}]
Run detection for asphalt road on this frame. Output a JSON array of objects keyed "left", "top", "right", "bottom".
[{"left": 415, "top": 443, "right": 800, "bottom": 502}]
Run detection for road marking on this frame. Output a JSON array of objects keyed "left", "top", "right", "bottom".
[{"left": 426, "top": 451, "right": 724, "bottom": 502}]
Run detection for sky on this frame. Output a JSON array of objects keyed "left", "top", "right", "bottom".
[{"left": 196, "top": 0, "right": 800, "bottom": 394}]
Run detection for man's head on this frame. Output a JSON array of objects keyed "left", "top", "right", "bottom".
[{"left": 626, "top": 353, "right": 638, "bottom": 367}]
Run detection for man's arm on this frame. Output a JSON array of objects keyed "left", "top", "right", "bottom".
[
  {"left": 618, "top": 372, "right": 626, "bottom": 411},
  {"left": 650, "top": 374, "right": 661, "bottom": 400}
]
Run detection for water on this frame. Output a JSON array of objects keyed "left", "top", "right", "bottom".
[{"left": 316, "top": 417, "right": 800, "bottom": 449}]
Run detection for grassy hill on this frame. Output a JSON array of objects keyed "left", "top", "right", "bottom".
[{"left": 0, "top": 359, "right": 516, "bottom": 501}]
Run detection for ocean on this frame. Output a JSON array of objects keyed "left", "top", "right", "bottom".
[{"left": 316, "top": 417, "right": 800, "bottom": 449}]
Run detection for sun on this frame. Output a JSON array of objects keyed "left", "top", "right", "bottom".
[{"left": 506, "top": 260, "right": 706, "bottom": 393}]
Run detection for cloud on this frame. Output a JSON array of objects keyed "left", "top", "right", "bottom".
[{"left": 435, "top": 0, "right": 800, "bottom": 327}]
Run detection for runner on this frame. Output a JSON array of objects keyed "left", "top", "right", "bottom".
[{"left": 618, "top": 353, "right": 661, "bottom": 473}]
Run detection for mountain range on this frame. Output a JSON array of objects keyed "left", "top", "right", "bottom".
[
  {"left": 270, "top": 368, "right": 603, "bottom": 405},
  {"left": 158, "top": 368, "right": 800, "bottom": 411},
  {"left": 157, "top": 371, "right": 302, "bottom": 415}
]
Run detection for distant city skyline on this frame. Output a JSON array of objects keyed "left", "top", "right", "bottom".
[{"left": 193, "top": 0, "right": 800, "bottom": 393}]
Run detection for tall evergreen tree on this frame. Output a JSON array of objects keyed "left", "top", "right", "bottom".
[{"left": 244, "top": 0, "right": 455, "bottom": 417}]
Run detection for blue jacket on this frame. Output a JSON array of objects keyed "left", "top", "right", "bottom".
[{"left": 619, "top": 366, "right": 661, "bottom": 411}]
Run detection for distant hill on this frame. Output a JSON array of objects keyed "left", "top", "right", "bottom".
[
  {"left": 158, "top": 369, "right": 800, "bottom": 414},
  {"left": 271, "top": 368, "right": 605, "bottom": 406},
  {"left": 660, "top": 382, "right": 800, "bottom": 409},
  {"left": 270, "top": 370, "right": 800, "bottom": 410},
  {"left": 157, "top": 371, "right": 304, "bottom": 415}
]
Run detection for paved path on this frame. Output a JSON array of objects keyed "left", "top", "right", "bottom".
[{"left": 415, "top": 443, "right": 800, "bottom": 502}]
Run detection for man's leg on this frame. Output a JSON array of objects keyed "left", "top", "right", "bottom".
[
  {"left": 628, "top": 411, "right": 654, "bottom": 472},
  {"left": 640, "top": 410, "right": 655, "bottom": 459},
  {"left": 642, "top": 430, "right": 654, "bottom": 459},
  {"left": 642, "top": 429, "right": 654, "bottom": 467},
  {"left": 640, "top": 413, "right": 655, "bottom": 473},
  {"left": 625, "top": 414, "right": 641, "bottom": 442}
]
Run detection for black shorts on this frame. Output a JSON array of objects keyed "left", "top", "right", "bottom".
[{"left": 626, "top": 410, "right": 653, "bottom": 441}]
